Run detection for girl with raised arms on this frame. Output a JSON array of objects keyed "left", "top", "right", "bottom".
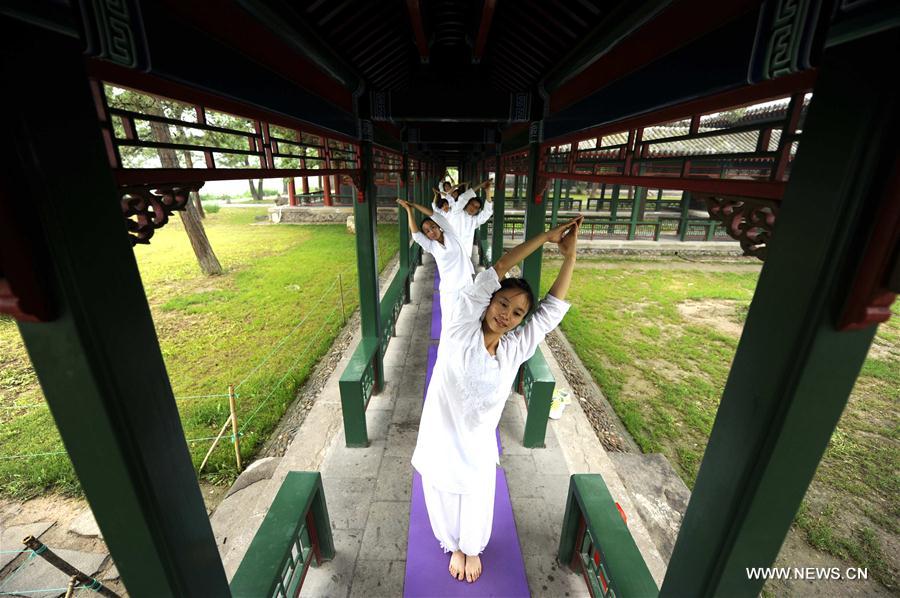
[
  {"left": 411, "top": 215, "right": 583, "bottom": 583},
  {"left": 397, "top": 198, "right": 473, "bottom": 327}
]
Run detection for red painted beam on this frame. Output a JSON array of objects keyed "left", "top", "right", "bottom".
[
  {"left": 473, "top": 0, "right": 497, "bottom": 63},
  {"left": 551, "top": 0, "right": 763, "bottom": 114},
  {"left": 113, "top": 168, "right": 359, "bottom": 187},
  {"left": 406, "top": 0, "right": 430, "bottom": 63}
]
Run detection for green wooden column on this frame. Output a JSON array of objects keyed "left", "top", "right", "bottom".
[
  {"left": 399, "top": 144, "right": 411, "bottom": 301},
  {"left": 550, "top": 178, "right": 563, "bottom": 228},
  {"left": 491, "top": 153, "right": 506, "bottom": 265},
  {"left": 627, "top": 186, "right": 647, "bottom": 239},
  {"left": 478, "top": 157, "right": 490, "bottom": 265},
  {"left": 661, "top": 30, "right": 897, "bottom": 597},
  {"left": 6, "top": 26, "right": 229, "bottom": 595},
  {"left": 355, "top": 122, "right": 384, "bottom": 392},
  {"left": 521, "top": 125, "right": 547, "bottom": 292},
  {"left": 678, "top": 191, "right": 693, "bottom": 241},
  {"left": 607, "top": 184, "right": 621, "bottom": 233}
]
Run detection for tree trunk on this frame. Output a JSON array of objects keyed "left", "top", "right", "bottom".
[
  {"left": 247, "top": 178, "right": 263, "bottom": 201},
  {"left": 181, "top": 150, "right": 205, "bottom": 218},
  {"left": 148, "top": 120, "right": 221, "bottom": 275},
  {"left": 179, "top": 200, "right": 223, "bottom": 275}
]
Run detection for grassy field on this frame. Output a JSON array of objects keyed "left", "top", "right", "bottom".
[
  {"left": 541, "top": 256, "right": 899, "bottom": 591},
  {"left": 0, "top": 208, "right": 399, "bottom": 497}
]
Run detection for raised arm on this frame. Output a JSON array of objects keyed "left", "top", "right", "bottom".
[
  {"left": 397, "top": 199, "right": 420, "bottom": 233},
  {"left": 493, "top": 216, "right": 582, "bottom": 279},
  {"left": 400, "top": 198, "right": 434, "bottom": 218},
  {"left": 548, "top": 217, "right": 581, "bottom": 301}
]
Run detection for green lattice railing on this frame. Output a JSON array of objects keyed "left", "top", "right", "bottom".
[
  {"left": 231, "top": 472, "right": 334, "bottom": 598},
  {"left": 558, "top": 475, "right": 658, "bottom": 598}
]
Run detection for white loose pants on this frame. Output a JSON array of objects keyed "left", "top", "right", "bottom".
[
  {"left": 439, "top": 289, "right": 461, "bottom": 330},
  {"left": 421, "top": 473, "right": 496, "bottom": 556}
]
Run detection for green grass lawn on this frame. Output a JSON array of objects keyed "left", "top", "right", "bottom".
[
  {"left": 0, "top": 208, "right": 399, "bottom": 497},
  {"left": 541, "top": 257, "right": 899, "bottom": 591}
]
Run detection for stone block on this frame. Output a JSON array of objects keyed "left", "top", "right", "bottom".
[
  {"left": 359, "top": 502, "right": 409, "bottom": 560},
  {"left": 350, "top": 559, "right": 406, "bottom": 598},
  {"left": 0, "top": 521, "right": 53, "bottom": 570}
]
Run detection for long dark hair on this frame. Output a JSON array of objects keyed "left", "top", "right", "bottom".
[{"left": 491, "top": 277, "right": 536, "bottom": 320}]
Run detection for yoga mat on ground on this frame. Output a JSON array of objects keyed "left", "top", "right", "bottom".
[
  {"left": 403, "top": 469, "right": 530, "bottom": 597},
  {"left": 431, "top": 292, "right": 442, "bottom": 340},
  {"left": 434, "top": 269, "right": 441, "bottom": 290}
]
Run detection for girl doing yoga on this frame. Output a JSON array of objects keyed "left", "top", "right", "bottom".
[{"left": 411, "top": 215, "right": 583, "bottom": 583}]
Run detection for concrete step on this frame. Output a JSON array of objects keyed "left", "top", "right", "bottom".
[{"left": 607, "top": 452, "right": 691, "bottom": 563}]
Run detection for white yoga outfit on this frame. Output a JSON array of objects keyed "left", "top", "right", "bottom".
[
  {"left": 446, "top": 188, "right": 493, "bottom": 259},
  {"left": 411, "top": 211, "right": 473, "bottom": 326},
  {"left": 411, "top": 268, "right": 570, "bottom": 555}
]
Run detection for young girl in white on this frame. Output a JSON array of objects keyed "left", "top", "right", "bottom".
[
  {"left": 449, "top": 180, "right": 494, "bottom": 261},
  {"left": 411, "top": 215, "right": 583, "bottom": 583},
  {"left": 397, "top": 198, "right": 473, "bottom": 327}
]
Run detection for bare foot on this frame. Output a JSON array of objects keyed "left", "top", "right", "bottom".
[
  {"left": 449, "top": 550, "right": 465, "bottom": 581},
  {"left": 464, "top": 554, "right": 482, "bottom": 583}
]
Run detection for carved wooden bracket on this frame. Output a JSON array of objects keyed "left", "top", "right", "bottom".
[
  {"left": 346, "top": 172, "right": 366, "bottom": 202},
  {"left": 533, "top": 174, "right": 551, "bottom": 204},
  {"left": 704, "top": 195, "right": 779, "bottom": 260},
  {"left": 120, "top": 183, "right": 202, "bottom": 246}
]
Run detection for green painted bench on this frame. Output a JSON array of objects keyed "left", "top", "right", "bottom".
[
  {"left": 230, "top": 471, "right": 334, "bottom": 598},
  {"left": 558, "top": 474, "right": 658, "bottom": 598},
  {"left": 339, "top": 336, "right": 379, "bottom": 447},
  {"left": 517, "top": 346, "right": 555, "bottom": 448}
]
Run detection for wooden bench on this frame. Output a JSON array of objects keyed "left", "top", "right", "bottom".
[
  {"left": 230, "top": 471, "right": 335, "bottom": 598},
  {"left": 558, "top": 474, "right": 658, "bottom": 598},
  {"left": 518, "top": 346, "right": 555, "bottom": 448}
]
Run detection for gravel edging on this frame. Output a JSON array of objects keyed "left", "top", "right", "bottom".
[{"left": 544, "top": 329, "right": 641, "bottom": 454}]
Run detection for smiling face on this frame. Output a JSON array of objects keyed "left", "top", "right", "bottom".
[
  {"left": 483, "top": 288, "right": 531, "bottom": 335},
  {"left": 422, "top": 219, "right": 444, "bottom": 242},
  {"left": 464, "top": 198, "right": 482, "bottom": 215},
  {"left": 442, "top": 182, "right": 452, "bottom": 192}
]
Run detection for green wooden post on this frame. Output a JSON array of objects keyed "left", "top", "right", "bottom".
[
  {"left": 491, "top": 153, "right": 506, "bottom": 265},
  {"left": 607, "top": 184, "right": 620, "bottom": 234},
  {"left": 550, "top": 178, "right": 563, "bottom": 228},
  {"left": 340, "top": 121, "right": 388, "bottom": 447},
  {"left": 628, "top": 187, "right": 647, "bottom": 240},
  {"left": 521, "top": 126, "right": 547, "bottom": 293},
  {"left": 478, "top": 157, "right": 491, "bottom": 265},
  {"left": 400, "top": 144, "right": 410, "bottom": 302},
  {"left": 661, "top": 31, "right": 896, "bottom": 597},
  {"left": 678, "top": 191, "right": 693, "bottom": 241},
  {"left": 7, "top": 29, "right": 229, "bottom": 595}
]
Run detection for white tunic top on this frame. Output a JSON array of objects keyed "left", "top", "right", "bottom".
[
  {"left": 446, "top": 189, "right": 493, "bottom": 247},
  {"left": 412, "top": 212, "right": 473, "bottom": 293},
  {"left": 411, "top": 268, "right": 570, "bottom": 494}
]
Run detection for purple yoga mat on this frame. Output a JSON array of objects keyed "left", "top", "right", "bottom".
[
  {"left": 434, "top": 269, "right": 441, "bottom": 290},
  {"left": 431, "top": 292, "right": 442, "bottom": 340},
  {"left": 403, "top": 469, "right": 530, "bottom": 597}
]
